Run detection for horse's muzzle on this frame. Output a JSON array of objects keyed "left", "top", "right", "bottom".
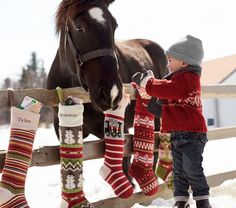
[{"left": 90, "top": 86, "right": 122, "bottom": 112}]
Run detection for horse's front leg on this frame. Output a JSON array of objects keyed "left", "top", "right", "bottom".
[
  {"left": 153, "top": 116, "right": 161, "bottom": 172},
  {"left": 52, "top": 107, "right": 59, "bottom": 138},
  {"left": 122, "top": 156, "right": 134, "bottom": 186}
]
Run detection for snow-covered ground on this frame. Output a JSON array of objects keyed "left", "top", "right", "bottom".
[{"left": 0, "top": 125, "right": 236, "bottom": 208}]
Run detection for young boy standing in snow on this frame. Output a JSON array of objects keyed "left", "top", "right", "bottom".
[{"left": 132, "top": 35, "right": 211, "bottom": 208}]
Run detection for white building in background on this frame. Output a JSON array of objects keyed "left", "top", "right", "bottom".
[{"left": 201, "top": 54, "right": 236, "bottom": 128}]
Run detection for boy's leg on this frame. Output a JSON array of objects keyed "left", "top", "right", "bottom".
[
  {"left": 58, "top": 103, "right": 94, "bottom": 208},
  {"left": 129, "top": 95, "right": 159, "bottom": 196},
  {"left": 181, "top": 137, "right": 210, "bottom": 203},
  {"left": 171, "top": 145, "right": 190, "bottom": 203},
  {"left": 0, "top": 107, "right": 40, "bottom": 208},
  {"left": 99, "top": 96, "right": 133, "bottom": 199}
]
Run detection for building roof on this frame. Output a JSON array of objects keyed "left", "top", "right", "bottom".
[{"left": 201, "top": 54, "right": 236, "bottom": 85}]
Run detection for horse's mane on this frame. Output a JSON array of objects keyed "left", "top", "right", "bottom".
[{"left": 56, "top": 0, "right": 115, "bottom": 34}]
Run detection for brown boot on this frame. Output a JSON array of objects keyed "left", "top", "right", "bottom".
[
  {"left": 173, "top": 201, "right": 190, "bottom": 208},
  {"left": 196, "top": 199, "right": 212, "bottom": 208}
]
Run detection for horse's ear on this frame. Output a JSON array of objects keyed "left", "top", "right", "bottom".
[{"left": 105, "top": 0, "right": 115, "bottom": 6}]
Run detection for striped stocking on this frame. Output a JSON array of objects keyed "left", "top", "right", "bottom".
[
  {"left": 58, "top": 103, "right": 94, "bottom": 208},
  {"left": 99, "top": 96, "right": 133, "bottom": 199},
  {"left": 128, "top": 95, "right": 159, "bottom": 196},
  {"left": 0, "top": 107, "right": 40, "bottom": 208},
  {"left": 156, "top": 133, "right": 173, "bottom": 190}
]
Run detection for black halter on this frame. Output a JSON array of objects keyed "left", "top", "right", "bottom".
[{"left": 64, "top": 20, "right": 116, "bottom": 91}]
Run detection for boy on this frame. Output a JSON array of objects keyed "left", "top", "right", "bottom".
[{"left": 132, "top": 35, "right": 211, "bottom": 208}]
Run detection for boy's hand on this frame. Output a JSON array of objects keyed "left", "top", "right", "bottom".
[
  {"left": 135, "top": 86, "right": 151, "bottom": 99},
  {"left": 132, "top": 70, "right": 154, "bottom": 88}
]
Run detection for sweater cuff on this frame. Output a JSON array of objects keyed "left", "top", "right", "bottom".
[
  {"left": 10, "top": 107, "right": 40, "bottom": 131},
  {"left": 146, "top": 78, "right": 155, "bottom": 96},
  {"left": 58, "top": 103, "right": 84, "bottom": 127}
]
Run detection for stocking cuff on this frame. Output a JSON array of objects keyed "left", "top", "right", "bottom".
[
  {"left": 58, "top": 103, "right": 84, "bottom": 127},
  {"left": 10, "top": 107, "right": 40, "bottom": 131}
]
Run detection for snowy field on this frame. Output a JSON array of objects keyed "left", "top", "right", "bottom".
[{"left": 0, "top": 125, "right": 236, "bottom": 208}]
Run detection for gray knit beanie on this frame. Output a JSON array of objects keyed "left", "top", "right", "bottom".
[{"left": 165, "top": 35, "right": 204, "bottom": 66}]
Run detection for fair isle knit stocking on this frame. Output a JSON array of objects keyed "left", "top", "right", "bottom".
[
  {"left": 99, "top": 96, "right": 133, "bottom": 199},
  {"left": 59, "top": 103, "right": 94, "bottom": 208},
  {"left": 0, "top": 107, "right": 40, "bottom": 208},
  {"left": 128, "top": 95, "right": 159, "bottom": 196},
  {"left": 156, "top": 133, "right": 173, "bottom": 190}
]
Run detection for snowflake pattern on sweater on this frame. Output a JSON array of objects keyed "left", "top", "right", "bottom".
[
  {"left": 146, "top": 70, "right": 207, "bottom": 132},
  {"left": 167, "top": 90, "right": 202, "bottom": 110}
]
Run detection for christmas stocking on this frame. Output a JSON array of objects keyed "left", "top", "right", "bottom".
[
  {"left": 59, "top": 99, "right": 94, "bottom": 208},
  {"left": 156, "top": 133, "right": 173, "bottom": 190},
  {"left": 0, "top": 107, "right": 40, "bottom": 208},
  {"left": 128, "top": 94, "right": 159, "bottom": 196},
  {"left": 99, "top": 95, "right": 133, "bottom": 199}
]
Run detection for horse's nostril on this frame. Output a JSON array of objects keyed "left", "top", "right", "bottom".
[
  {"left": 95, "top": 86, "right": 122, "bottom": 111},
  {"left": 111, "top": 93, "right": 122, "bottom": 109},
  {"left": 100, "top": 87, "right": 109, "bottom": 99}
]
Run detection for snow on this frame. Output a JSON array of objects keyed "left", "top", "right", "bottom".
[
  {"left": 1, "top": 126, "right": 236, "bottom": 208},
  {"left": 133, "top": 179, "right": 236, "bottom": 208}
]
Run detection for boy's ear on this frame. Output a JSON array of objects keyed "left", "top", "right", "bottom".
[{"left": 182, "top": 62, "right": 188, "bottom": 67}]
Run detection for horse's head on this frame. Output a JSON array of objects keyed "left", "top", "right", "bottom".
[{"left": 56, "top": 0, "right": 122, "bottom": 111}]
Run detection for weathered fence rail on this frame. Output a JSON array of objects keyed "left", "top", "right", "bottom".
[
  {"left": 1, "top": 84, "right": 236, "bottom": 207},
  {"left": 1, "top": 126, "right": 236, "bottom": 169},
  {"left": 1, "top": 84, "right": 236, "bottom": 108}
]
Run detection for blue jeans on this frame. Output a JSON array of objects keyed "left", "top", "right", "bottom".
[{"left": 171, "top": 132, "right": 210, "bottom": 201}]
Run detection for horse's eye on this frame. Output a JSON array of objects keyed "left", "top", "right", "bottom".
[{"left": 75, "top": 25, "right": 84, "bottom": 32}]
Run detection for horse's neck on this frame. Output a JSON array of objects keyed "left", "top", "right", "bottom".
[
  {"left": 114, "top": 44, "right": 134, "bottom": 83},
  {"left": 48, "top": 47, "right": 79, "bottom": 89}
]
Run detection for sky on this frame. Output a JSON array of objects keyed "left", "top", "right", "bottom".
[{"left": 0, "top": 0, "right": 236, "bottom": 83}]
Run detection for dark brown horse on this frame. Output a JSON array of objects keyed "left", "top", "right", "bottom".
[{"left": 47, "top": 0, "right": 168, "bottom": 181}]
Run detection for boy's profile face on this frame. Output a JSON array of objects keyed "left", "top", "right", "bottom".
[{"left": 167, "top": 56, "right": 188, "bottom": 72}]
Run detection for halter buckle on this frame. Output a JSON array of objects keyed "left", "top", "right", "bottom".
[{"left": 76, "top": 55, "right": 83, "bottom": 66}]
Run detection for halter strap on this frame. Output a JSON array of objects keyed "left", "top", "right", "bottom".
[
  {"left": 65, "top": 24, "right": 116, "bottom": 67},
  {"left": 64, "top": 21, "right": 116, "bottom": 91},
  {"left": 78, "top": 48, "right": 116, "bottom": 66}
]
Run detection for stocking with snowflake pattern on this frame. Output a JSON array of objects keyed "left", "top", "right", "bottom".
[
  {"left": 128, "top": 92, "right": 159, "bottom": 196},
  {"left": 59, "top": 97, "right": 94, "bottom": 208}
]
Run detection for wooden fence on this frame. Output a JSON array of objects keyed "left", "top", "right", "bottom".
[{"left": 0, "top": 84, "right": 236, "bottom": 208}]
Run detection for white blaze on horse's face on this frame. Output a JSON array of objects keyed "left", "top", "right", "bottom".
[
  {"left": 110, "top": 85, "right": 119, "bottom": 106},
  {"left": 88, "top": 7, "right": 106, "bottom": 26}
]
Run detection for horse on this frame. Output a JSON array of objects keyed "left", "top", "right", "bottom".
[{"left": 47, "top": 0, "right": 168, "bottom": 183}]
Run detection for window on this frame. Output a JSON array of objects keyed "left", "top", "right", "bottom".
[{"left": 207, "top": 118, "right": 215, "bottom": 126}]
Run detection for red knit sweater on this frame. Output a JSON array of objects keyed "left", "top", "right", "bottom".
[{"left": 146, "top": 70, "right": 207, "bottom": 133}]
